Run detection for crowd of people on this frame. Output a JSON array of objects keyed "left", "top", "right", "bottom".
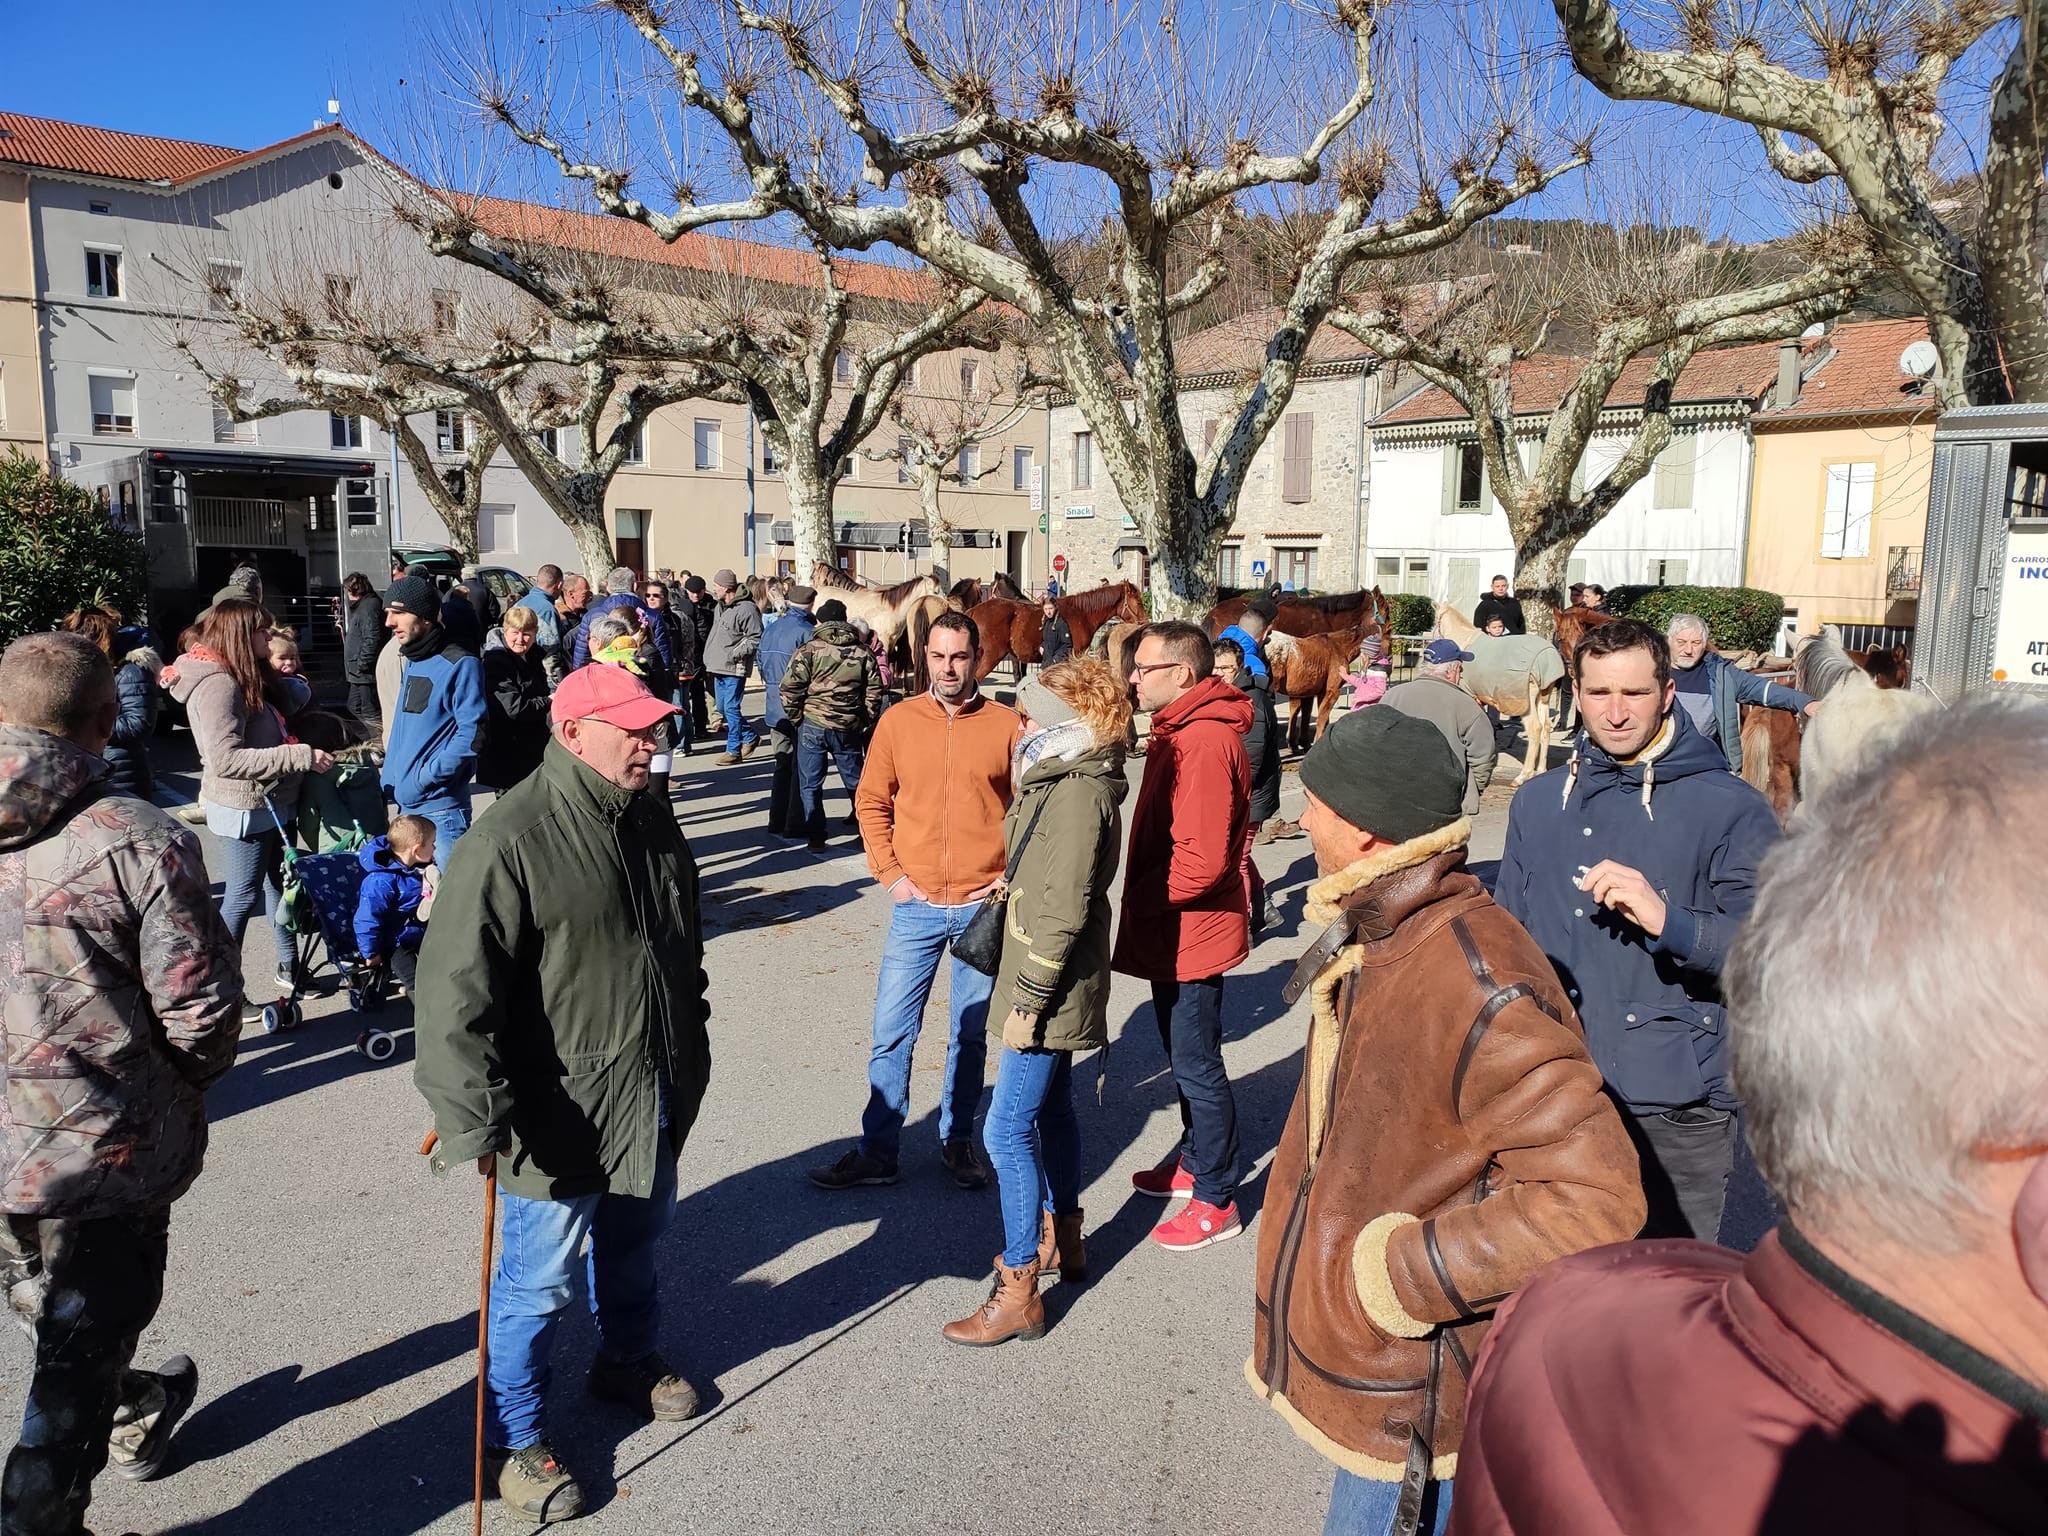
[{"left": 2, "top": 549, "right": 2045, "bottom": 1536}]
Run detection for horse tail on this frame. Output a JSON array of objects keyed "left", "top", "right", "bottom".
[{"left": 910, "top": 597, "right": 935, "bottom": 693}]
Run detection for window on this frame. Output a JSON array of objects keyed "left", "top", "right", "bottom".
[
  {"left": 1281, "top": 412, "right": 1313, "bottom": 504},
  {"left": 1454, "top": 442, "right": 1485, "bottom": 510},
  {"left": 1275, "top": 545, "right": 1320, "bottom": 589},
  {"left": 435, "top": 409, "right": 467, "bottom": 453},
  {"left": 1822, "top": 461, "right": 1876, "bottom": 559},
  {"left": 840, "top": 456, "right": 858, "bottom": 479},
  {"left": 1652, "top": 433, "right": 1696, "bottom": 509},
  {"left": 331, "top": 413, "right": 363, "bottom": 449},
  {"left": 623, "top": 422, "right": 647, "bottom": 466},
  {"left": 958, "top": 444, "right": 979, "bottom": 481},
  {"left": 479, "top": 504, "right": 518, "bottom": 556},
  {"left": 1217, "top": 545, "right": 1242, "bottom": 587},
  {"left": 1374, "top": 556, "right": 1401, "bottom": 587},
  {"left": 1649, "top": 558, "right": 1689, "bottom": 586},
  {"left": 431, "top": 289, "right": 460, "bottom": 336},
  {"left": 762, "top": 437, "right": 782, "bottom": 475},
  {"left": 323, "top": 273, "right": 354, "bottom": 321},
  {"left": 834, "top": 351, "right": 854, "bottom": 383},
  {"left": 84, "top": 248, "right": 121, "bottom": 299},
  {"left": 960, "top": 358, "right": 980, "bottom": 394},
  {"left": 344, "top": 476, "right": 379, "bottom": 527},
  {"left": 1073, "top": 430, "right": 1093, "bottom": 490},
  {"left": 1013, "top": 445, "right": 1033, "bottom": 492},
  {"left": 905, "top": 358, "right": 920, "bottom": 388},
  {"left": 535, "top": 426, "right": 559, "bottom": 458},
  {"left": 89, "top": 200, "right": 110, "bottom": 216},
  {"left": 89, "top": 374, "right": 136, "bottom": 435},
  {"left": 1404, "top": 556, "right": 1431, "bottom": 596},
  {"left": 205, "top": 259, "right": 243, "bottom": 312},
  {"left": 897, "top": 435, "right": 914, "bottom": 484},
  {"left": 211, "top": 402, "right": 253, "bottom": 444},
  {"left": 692, "top": 418, "right": 719, "bottom": 471}
]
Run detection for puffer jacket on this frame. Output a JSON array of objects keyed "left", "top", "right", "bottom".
[
  {"left": 1248, "top": 821, "right": 1644, "bottom": 1486},
  {"left": 105, "top": 654, "right": 160, "bottom": 798},
  {"left": 1232, "top": 665, "right": 1281, "bottom": 824},
  {"left": 1112, "top": 673, "right": 1253, "bottom": 982},
  {"left": 353, "top": 835, "right": 427, "bottom": 961},
  {"left": 167, "top": 655, "right": 316, "bottom": 816},
  {"left": 781, "top": 620, "right": 883, "bottom": 734},
  {"left": 996, "top": 736, "right": 1126, "bottom": 1050},
  {"left": 1494, "top": 708, "right": 1781, "bottom": 1114},
  {"left": 0, "top": 725, "right": 243, "bottom": 1217}
]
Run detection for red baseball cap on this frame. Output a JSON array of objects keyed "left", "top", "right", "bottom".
[{"left": 549, "top": 664, "right": 680, "bottom": 731}]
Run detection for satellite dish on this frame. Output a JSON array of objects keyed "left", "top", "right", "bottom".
[
  {"left": 1899, "top": 340, "right": 1940, "bottom": 379},
  {"left": 1800, "top": 323, "right": 1825, "bottom": 339}
]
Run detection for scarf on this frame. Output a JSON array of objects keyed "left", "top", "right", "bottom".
[
  {"left": 401, "top": 623, "right": 450, "bottom": 664},
  {"left": 593, "top": 635, "right": 646, "bottom": 674},
  {"left": 1012, "top": 718, "right": 1097, "bottom": 783}
]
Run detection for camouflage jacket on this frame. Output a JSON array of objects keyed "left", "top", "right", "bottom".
[
  {"left": 0, "top": 725, "right": 243, "bottom": 1217},
  {"left": 780, "top": 622, "right": 884, "bottom": 734}
]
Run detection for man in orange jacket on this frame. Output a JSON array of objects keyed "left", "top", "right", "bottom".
[
  {"left": 810, "top": 611, "right": 1020, "bottom": 1192},
  {"left": 1113, "top": 620, "right": 1254, "bottom": 1252}
]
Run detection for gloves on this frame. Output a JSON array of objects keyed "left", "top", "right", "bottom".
[{"left": 1002, "top": 1008, "right": 1039, "bottom": 1052}]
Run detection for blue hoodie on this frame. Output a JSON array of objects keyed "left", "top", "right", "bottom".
[
  {"left": 1217, "top": 623, "right": 1268, "bottom": 678},
  {"left": 1493, "top": 707, "right": 1780, "bottom": 1115},
  {"left": 354, "top": 835, "right": 427, "bottom": 960},
  {"left": 382, "top": 627, "right": 486, "bottom": 814}
]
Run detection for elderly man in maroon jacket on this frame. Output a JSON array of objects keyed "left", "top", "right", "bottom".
[{"left": 1451, "top": 696, "right": 2048, "bottom": 1536}]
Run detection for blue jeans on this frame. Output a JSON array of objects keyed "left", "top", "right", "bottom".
[
  {"left": 217, "top": 825, "right": 294, "bottom": 968},
  {"left": 484, "top": 1149, "right": 677, "bottom": 1450},
  {"left": 1326, "top": 1471, "right": 1453, "bottom": 1536},
  {"left": 1150, "top": 977, "right": 1240, "bottom": 1207},
  {"left": 984, "top": 1048, "right": 1081, "bottom": 1267},
  {"left": 795, "top": 722, "right": 865, "bottom": 841},
  {"left": 713, "top": 674, "right": 756, "bottom": 755},
  {"left": 859, "top": 898, "right": 994, "bottom": 1159},
  {"left": 402, "top": 795, "right": 471, "bottom": 861}
]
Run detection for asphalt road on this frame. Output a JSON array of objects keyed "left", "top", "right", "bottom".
[{"left": 3, "top": 719, "right": 1519, "bottom": 1536}]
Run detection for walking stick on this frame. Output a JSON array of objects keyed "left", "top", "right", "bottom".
[{"left": 421, "top": 1130, "right": 495, "bottom": 1536}]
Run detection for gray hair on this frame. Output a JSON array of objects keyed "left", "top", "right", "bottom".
[
  {"left": 1666, "top": 612, "right": 1709, "bottom": 642},
  {"left": 1727, "top": 695, "right": 2048, "bottom": 1252},
  {"left": 1419, "top": 657, "right": 1459, "bottom": 682},
  {"left": 604, "top": 566, "right": 636, "bottom": 596},
  {"left": 588, "top": 611, "right": 639, "bottom": 650}
]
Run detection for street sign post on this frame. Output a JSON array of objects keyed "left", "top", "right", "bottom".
[
  {"left": 1037, "top": 511, "right": 1049, "bottom": 534},
  {"left": 1251, "top": 559, "right": 1268, "bottom": 582}
]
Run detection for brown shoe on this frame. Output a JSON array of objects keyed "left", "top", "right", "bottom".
[
  {"left": 1270, "top": 818, "right": 1306, "bottom": 840},
  {"left": 587, "top": 1352, "right": 702, "bottom": 1422},
  {"left": 942, "top": 1260, "right": 1046, "bottom": 1347},
  {"left": 1252, "top": 821, "right": 1277, "bottom": 846},
  {"left": 1033, "top": 1209, "right": 1087, "bottom": 1283}
]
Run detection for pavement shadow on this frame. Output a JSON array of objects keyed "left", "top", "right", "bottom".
[{"left": 206, "top": 1006, "right": 412, "bottom": 1124}]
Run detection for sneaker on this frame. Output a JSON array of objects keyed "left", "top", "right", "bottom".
[
  {"left": 941, "top": 1138, "right": 990, "bottom": 1190},
  {"left": 1151, "top": 1198, "right": 1242, "bottom": 1252},
  {"left": 1131, "top": 1155, "right": 1195, "bottom": 1199},
  {"left": 1253, "top": 821, "right": 1278, "bottom": 847},
  {"left": 489, "top": 1440, "right": 585, "bottom": 1524},
  {"left": 106, "top": 1355, "right": 198, "bottom": 1482},
  {"left": 274, "top": 961, "right": 297, "bottom": 991},
  {"left": 587, "top": 1352, "right": 702, "bottom": 1422},
  {"left": 808, "top": 1145, "right": 899, "bottom": 1190},
  {"left": 172, "top": 802, "right": 207, "bottom": 826}
]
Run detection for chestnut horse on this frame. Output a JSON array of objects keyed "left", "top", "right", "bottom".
[
  {"left": 1205, "top": 587, "right": 1391, "bottom": 641},
  {"left": 1265, "top": 628, "right": 1361, "bottom": 751},
  {"left": 969, "top": 582, "right": 1146, "bottom": 682},
  {"left": 948, "top": 573, "right": 1027, "bottom": 607}
]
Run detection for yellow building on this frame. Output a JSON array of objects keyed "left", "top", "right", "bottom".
[
  {"left": 1746, "top": 318, "right": 1937, "bottom": 642},
  {"left": 0, "top": 165, "right": 46, "bottom": 457}
]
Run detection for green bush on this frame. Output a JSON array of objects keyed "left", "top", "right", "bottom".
[
  {"left": 1386, "top": 592, "right": 1437, "bottom": 636},
  {"left": 0, "top": 450, "right": 148, "bottom": 650},
  {"left": 1604, "top": 584, "right": 1785, "bottom": 653}
]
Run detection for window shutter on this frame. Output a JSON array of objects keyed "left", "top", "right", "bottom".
[
  {"left": 1204, "top": 417, "right": 1219, "bottom": 453},
  {"left": 1440, "top": 441, "right": 1458, "bottom": 517},
  {"left": 1821, "top": 464, "right": 1851, "bottom": 558},
  {"left": 1652, "top": 433, "right": 1695, "bottom": 509},
  {"left": 1282, "top": 413, "right": 1312, "bottom": 503},
  {"left": 1843, "top": 462, "right": 1875, "bottom": 558}
]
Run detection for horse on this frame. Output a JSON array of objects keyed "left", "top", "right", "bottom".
[
  {"left": 1434, "top": 604, "right": 1566, "bottom": 784},
  {"left": 947, "top": 573, "right": 1027, "bottom": 607},
  {"left": 809, "top": 564, "right": 939, "bottom": 653},
  {"left": 1791, "top": 627, "right": 1938, "bottom": 807},
  {"left": 970, "top": 582, "right": 1147, "bottom": 682},
  {"left": 1265, "top": 629, "right": 1360, "bottom": 752},
  {"left": 1206, "top": 588, "right": 1390, "bottom": 642}
]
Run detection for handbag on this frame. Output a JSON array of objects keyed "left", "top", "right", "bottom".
[{"left": 950, "top": 794, "right": 1050, "bottom": 977}]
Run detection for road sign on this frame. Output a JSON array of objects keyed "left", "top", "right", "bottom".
[
  {"left": 1037, "top": 511, "right": 1050, "bottom": 534},
  {"left": 1052, "top": 554, "right": 1068, "bottom": 574},
  {"left": 1251, "top": 559, "right": 1268, "bottom": 580}
]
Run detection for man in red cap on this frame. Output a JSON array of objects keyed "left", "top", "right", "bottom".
[{"left": 414, "top": 665, "right": 714, "bottom": 1524}]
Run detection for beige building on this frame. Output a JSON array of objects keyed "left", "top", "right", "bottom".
[
  {"left": 1746, "top": 318, "right": 1936, "bottom": 644},
  {"left": 0, "top": 165, "right": 46, "bottom": 456}
]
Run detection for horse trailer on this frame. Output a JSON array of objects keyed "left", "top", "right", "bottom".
[{"left": 1914, "top": 404, "right": 2048, "bottom": 701}]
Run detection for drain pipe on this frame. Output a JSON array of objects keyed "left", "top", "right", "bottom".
[{"left": 1350, "top": 363, "right": 1375, "bottom": 588}]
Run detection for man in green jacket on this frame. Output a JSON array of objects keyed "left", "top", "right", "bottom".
[{"left": 413, "top": 664, "right": 713, "bottom": 1525}]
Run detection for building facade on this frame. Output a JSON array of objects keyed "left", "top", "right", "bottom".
[{"left": 0, "top": 164, "right": 45, "bottom": 457}]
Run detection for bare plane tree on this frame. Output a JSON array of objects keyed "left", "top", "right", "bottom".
[
  {"left": 1552, "top": 0, "right": 2045, "bottom": 406},
  {"left": 477, "top": 0, "right": 1594, "bottom": 617}
]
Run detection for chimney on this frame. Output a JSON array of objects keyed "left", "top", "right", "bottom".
[{"left": 1774, "top": 338, "right": 1801, "bottom": 409}]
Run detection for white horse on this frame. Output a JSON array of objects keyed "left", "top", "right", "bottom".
[
  {"left": 810, "top": 564, "right": 941, "bottom": 652},
  {"left": 1433, "top": 604, "right": 1567, "bottom": 784},
  {"left": 1793, "top": 627, "right": 1938, "bottom": 806}
]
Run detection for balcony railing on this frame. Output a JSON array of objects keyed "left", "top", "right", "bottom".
[
  {"left": 1886, "top": 544, "right": 1923, "bottom": 598},
  {"left": 191, "top": 496, "right": 291, "bottom": 548}
]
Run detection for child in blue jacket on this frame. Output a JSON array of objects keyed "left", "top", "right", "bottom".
[{"left": 353, "top": 814, "right": 435, "bottom": 997}]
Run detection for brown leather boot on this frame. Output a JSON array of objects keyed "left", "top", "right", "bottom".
[
  {"left": 942, "top": 1260, "right": 1046, "bottom": 1346},
  {"left": 1034, "top": 1209, "right": 1088, "bottom": 1282}
]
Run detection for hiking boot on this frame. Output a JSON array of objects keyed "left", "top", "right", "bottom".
[
  {"left": 1151, "top": 1197, "right": 1242, "bottom": 1252},
  {"left": 1269, "top": 818, "right": 1305, "bottom": 840},
  {"left": 489, "top": 1441, "right": 585, "bottom": 1524},
  {"left": 714, "top": 752, "right": 741, "bottom": 766},
  {"left": 587, "top": 1352, "right": 702, "bottom": 1422},
  {"left": 106, "top": 1355, "right": 198, "bottom": 1482},
  {"left": 942, "top": 1260, "right": 1046, "bottom": 1346},
  {"left": 1253, "top": 821, "right": 1278, "bottom": 847},
  {"left": 737, "top": 737, "right": 759, "bottom": 760},
  {"left": 942, "top": 1139, "right": 990, "bottom": 1190},
  {"left": 1131, "top": 1154, "right": 1195, "bottom": 1199},
  {"left": 808, "top": 1145, "right": 899, "bottom": 1190},
  {"left": 1034, "top": 1209, "right": 1088, "bottom": 1283}
]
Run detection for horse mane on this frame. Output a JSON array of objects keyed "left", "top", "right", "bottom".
[
  {"left": 1287, "top": 589, "right": 1373, "bottom": 615},
  {"left": 871, "top": 573, "right": 934, "bottom": 606},
  {"left": 1434, "top": 602, "right": 1482, "bottom": 646},
  {"left": 812, "top": 564, "right": 861, "bottom": 591},
  {"left": 1795, "top": 628, "right": 1871, "bottom": 700},
  {"left": 947, "top": 576, "right": 982, "bottom": 606},
  {"left": 1060, "top": 583, "right": 1134, "bottom": 618}
]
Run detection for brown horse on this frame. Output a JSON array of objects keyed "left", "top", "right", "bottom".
[
  {"left": 1206, "top": 588, "right": 1391, "bottom": 641},
  {"left": 969, "top": 582, "right": 1147, "bottom": 681},
  {"left": 1265, "top": 628, "right": 1361, "bottom": 751},
  {"left": 947, "top": 573, "right": 1027, "bottom": 607}
]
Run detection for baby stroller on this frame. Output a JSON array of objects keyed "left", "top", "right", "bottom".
[{"left": 270, "top": 802, "right": 401, "bottom": 1063}]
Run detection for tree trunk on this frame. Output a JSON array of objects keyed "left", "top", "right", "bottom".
[
  {"left": 1513, "top": 529, "right": 1580, "bottom": 639},
  {"left": 1147, "top": 508, "right": 1223, "bottom": 622},
  {"left": 920, "top": 468, "right": 951, "bottom": 586},
  {"left": 785, "top": 462, "right": 835, "bottom": 574},
  {"left": 544, "top": 472, "right": 617, "bottom": 577}
]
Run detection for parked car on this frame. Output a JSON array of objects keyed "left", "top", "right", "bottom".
[{"left": 390, "top": 544, "right": 531, "bottom": 612}]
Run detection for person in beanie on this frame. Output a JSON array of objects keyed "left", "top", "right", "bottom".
[
  {"left": 944, "top": 660, "right": 1130, "bottom": 1347},
  {"left": 381, "top": 572, "right": 487, "bottom": 855},
  {"left": 413, "top": 663, "right": 712, "bottom": 1524},
  {"left": 759, "top": 584, "right": 818, "bottom": 835},
  {"left": 781, "top": 596, "right": 883, "bottom": 852},
  {"left": 1114, "top": 621, "right": 1255, "bottom": 1251},
  {"left": 1246, "top": 708, "right": 1644, "bottom": 1536},
  {"left": 702, "top": 568, "right": 763, "bottom": 763}
]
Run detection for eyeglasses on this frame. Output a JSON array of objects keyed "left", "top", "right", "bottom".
[{"left": 1129, "top": 661, "right": 1182, "bottom": 679}]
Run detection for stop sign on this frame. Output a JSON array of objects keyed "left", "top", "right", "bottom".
[{"left": 1052, "top": 554, "right": 1068, "bottom": 573}]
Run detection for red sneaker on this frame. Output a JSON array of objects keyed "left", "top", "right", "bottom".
[
  {"left": 1131, "top": 1156, "right": 1195, "bottom": 1199},
  {"left": 1150, "top": 1198, "right": 1242, "bottom": 1252}
]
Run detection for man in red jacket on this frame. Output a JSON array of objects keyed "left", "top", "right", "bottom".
[
  {"left": 1449, "top": 697, "right": 2048, "bottom": 1536},
  {"left": 1113, "top": 620, "right": 1254, "bottom": 1252}
]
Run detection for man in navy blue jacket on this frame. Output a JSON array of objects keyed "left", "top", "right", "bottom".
[
  {"left": 382, "top": 574, "right": 488, "bottom": 854},
  {"left": 1495, "top": 617, "right": 1779, "bottom": 1243},
  {"left": 757, "top": 586, "right": 817, "bottom": 835}
]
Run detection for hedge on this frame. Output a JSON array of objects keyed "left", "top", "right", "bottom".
[
  {"left": 1603, "top": 585, "right": 1785, "bottom": 653},
  {"left": 0, "top": 450, "right": 147, "bottom": 650},
  {"left": 1386, "top": 592, "right": 1437, "bottom": 636}
]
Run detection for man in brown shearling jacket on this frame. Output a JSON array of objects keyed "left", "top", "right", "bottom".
[{"left": 1248, "top": 709, "right": 1644, "bottom": 1536}]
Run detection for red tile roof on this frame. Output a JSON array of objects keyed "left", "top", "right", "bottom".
[
  {"left": 1173, "top": 307, "right": 1376, "bottom": 377},
  {"left": 1752, "top": 317, "right": 1936, "bottom": 426},
  {"left": 1372, "top": 335, "right": 1803, "bottom": 428},
  {"left": 0, "top": 111, "right": 245, "bottom": 183}
]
